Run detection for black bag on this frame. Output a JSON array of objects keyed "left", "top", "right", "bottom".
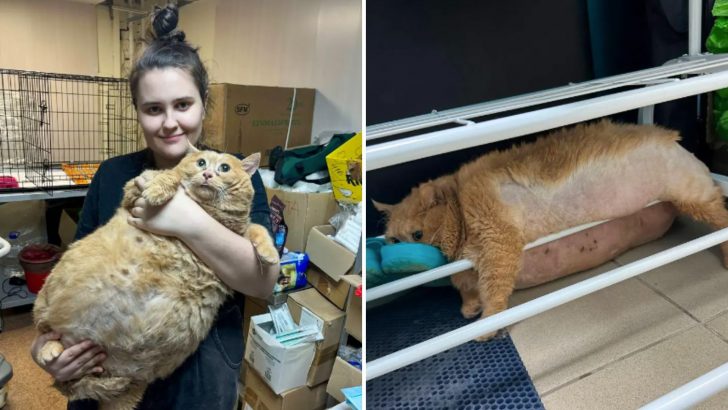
[{"left": 269, "top": 133, "right": 356, "bottom": 186}]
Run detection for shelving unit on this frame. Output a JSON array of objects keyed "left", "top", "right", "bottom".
[{"left": 366, "top": 0, "right": 728, "bottom": 406}]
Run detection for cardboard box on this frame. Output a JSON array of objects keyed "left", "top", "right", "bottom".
[
  {"left": 305, "top": 264, "right": 351, "bottom": 310},
  {"left": 245, "top": 314, "right": 316, "bottom": 394},
  {"left": 266, "top": 188, "right": 338, "bottom": 252},
  {"left": 326, "top": 357, "right": 362, "bottom": 403},
  {"left": 243, "top": 297, "right": 268, "bottom": 343},
  {"left": 243, "top": 368, "right": 326, "bottom": 410},
  {"left": 305, "top": 225, "right": 357, "bottom": 282},
  {"left": 341, "top": 275, "right": 362, "bottom": 342},
  {"left": 203, "top": 84, "right": 316, "bottom": 166},
  {"left": 287, "top": 288, "right": 345, "bottom": 387},
  {"left": 326, "top": 132, "right": 362, "bottom": 204}
]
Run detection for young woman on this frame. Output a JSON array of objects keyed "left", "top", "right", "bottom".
[{"left": 30, "top": 5, "right": 277, "bottom": 409}]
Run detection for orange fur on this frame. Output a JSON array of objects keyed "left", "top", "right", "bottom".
[
  {"left": 32, "top": 151, "right": 278, "bottom": 409},
  {"left": 379, "top": 120, "right": 728, "bottom": 341}
]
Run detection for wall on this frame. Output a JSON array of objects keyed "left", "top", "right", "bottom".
[
  {"left": 0, "top": 0, "right": 360, "bottom": 145},
  {"left": 181, "top": 0, "right": 361, "bottom": 142},
  {"left": 0, "top": 0, "right": 98, "bottom": 75}
]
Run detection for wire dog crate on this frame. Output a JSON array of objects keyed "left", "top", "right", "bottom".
[{"left": 0, "top": 69, "right": 140, "bottom": 194}]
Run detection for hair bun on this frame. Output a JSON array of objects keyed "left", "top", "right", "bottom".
[{"left": 152, "top": 5, "right": 184, "bottom": 43}]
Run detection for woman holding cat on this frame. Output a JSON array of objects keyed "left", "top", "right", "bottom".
[{"left": 30, "top": 5, "right": 277, "bottom": 409}]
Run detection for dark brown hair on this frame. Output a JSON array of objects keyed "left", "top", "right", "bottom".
[{"left": 129, "top": 4, "right": 209, "bottom": 109}]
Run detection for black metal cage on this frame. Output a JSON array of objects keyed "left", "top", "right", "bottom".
[{"left": 0, "top": 69, "right": 140, "bottom": 193}]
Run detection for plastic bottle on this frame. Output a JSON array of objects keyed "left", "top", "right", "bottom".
[
  {"left": 274, "top": 221, "right": 288, "bottom": 257},
  {"left": 2, "top": 231, "right": 24, "bottom": 278}
]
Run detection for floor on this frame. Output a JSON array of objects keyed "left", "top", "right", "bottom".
[
  {"left": 509, "top": 216, "right": 728, "bottom": 409},
  {"left": 0, "top": 305, "right": 66, "bottom": 410}
]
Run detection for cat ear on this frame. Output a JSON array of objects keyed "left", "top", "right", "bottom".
[
  {"left": 372, "top": 199, "right": 394, "bottom": 215},
  {"left": 417, "top": 183, "right": 438, "bottom": 208},
  {"left": 186, "top": 140, "right": 200, "bottom": 154},
  {"left": 418, "top": 178, "right": 452, "bottom": 208},
  {"left": 240, "top": 153, "right": 261, "bottom": 175}
]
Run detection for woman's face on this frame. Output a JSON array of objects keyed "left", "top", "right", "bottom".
[{"left": 136, "top": 67, "right": 205, "bottom": 169}]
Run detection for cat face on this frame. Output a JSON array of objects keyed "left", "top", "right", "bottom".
[
  {"left": 177, "top": 151, "right": 260, "bottom": 205},
  {"left": 375, "top": 177, "right": 456, "bottom": 247}
]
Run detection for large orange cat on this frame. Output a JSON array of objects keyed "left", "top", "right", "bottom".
[
  {"left": 377, "top": 120, "right": 728, "bottom": 341},
  {"left": 32, "top": 151, "right": 279, "bottom": 410}
]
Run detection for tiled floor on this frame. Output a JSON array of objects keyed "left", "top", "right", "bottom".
[{"left": 509, "top": 217, "right": 728, "bottom": 409}]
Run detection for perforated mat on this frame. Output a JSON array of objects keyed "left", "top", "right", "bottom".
[{"left": 367, "top": 287, "right": 544, "bottom": 409}]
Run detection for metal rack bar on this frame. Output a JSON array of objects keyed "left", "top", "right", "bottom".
[
  {"left": 366, "top": 54, "right": 728, "bottom": 141},
  {"left": 0, "top": 189, "right": 87, "bottom": 203},
  {"left": 366, "top": 227, "right": 728, "bottom": 380},
  {"left": 367, "top": 69, "right": 728, "bottom": 170},
  {"left": 640, "top": 361, "right": 728, "bottom": 410}
]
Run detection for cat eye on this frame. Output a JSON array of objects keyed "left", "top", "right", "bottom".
[
  {"left": 387, "top": 237, "right": 400, "bottom": 244},
  {"left": 412, "top": 231, "right": 423, "bottom": 241},
  {"left": 197, "top": 159, "right": 206, "bottom": 167},
  {"left": 219, "top": 163, "right": 231, "bottom": 173}
]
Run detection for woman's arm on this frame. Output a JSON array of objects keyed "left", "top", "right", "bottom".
[{"left": 128, "top": 182, "right": 278, "bottom": 298}]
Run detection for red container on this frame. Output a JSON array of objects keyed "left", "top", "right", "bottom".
[{"left": 18, "top": 244, "right": 62, "bottom": 294}]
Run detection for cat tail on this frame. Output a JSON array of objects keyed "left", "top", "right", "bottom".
[{"left": 58, "top": 376, "right": 145, "bottom": 406}]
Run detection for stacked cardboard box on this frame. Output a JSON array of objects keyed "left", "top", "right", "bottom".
[
  {"left": 265, "top": 189, "right": 339, "bottom": 253},
  {"left": 241, "top": 224, "right": 362, "bottom": 408}
]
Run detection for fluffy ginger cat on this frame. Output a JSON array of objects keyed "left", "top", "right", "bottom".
[
  {"left": 32, "top": 150, "right": 279, "bottom": 409},
  {"left": 376, "top": 120, "right": 728, "bottom": 341}
]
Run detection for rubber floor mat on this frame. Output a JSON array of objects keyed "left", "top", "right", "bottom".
[{"left": 367, "top": 286, "right": 544, "bottom": 409}]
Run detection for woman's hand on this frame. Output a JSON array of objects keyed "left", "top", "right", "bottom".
[
  {"left": 31, "top": 331, "right": 106, "bottom": 382},
  {"left": 127, "top": 177, "right": 206, "bottom": 238}
]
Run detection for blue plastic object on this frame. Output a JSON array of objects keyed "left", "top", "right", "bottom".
[
  {"left": 366, "top": 237, "right": 387, "bottom": 276},
  {"left": 367, "top": 286, "right": 544, "bottom": 409},
  {"left": 380, "top": 242, "right": 451, "bottom": 287},
  {"left": 380, "top": 242, "right": 448, "bottom": 274}
]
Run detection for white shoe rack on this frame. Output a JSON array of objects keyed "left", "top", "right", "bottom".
[{"left": 365, "top": 0, "right": 728, "bottom": 406}]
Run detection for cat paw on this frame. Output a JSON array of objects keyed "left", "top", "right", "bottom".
[
  {"left": 246, "top": 224, "right": 280, "bottom": 265},
  {"left": 142, "top": 173, "right": 178, "bottom": 206},
  {"left": 460, "top": 301, "right": 483, "bottom": 319},
  {"left": 37, "top": 340, "right": 64, "bottom": 365},
  {"left": 474, "top": 331, "right": 498, "bottom": 342}
]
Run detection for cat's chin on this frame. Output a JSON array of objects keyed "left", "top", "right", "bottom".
[{"left": 189, "top": 185, "right": 218, "bottom": 203}]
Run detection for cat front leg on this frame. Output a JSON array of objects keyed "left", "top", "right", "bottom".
[
  {"left": 245, "top": 223, "right": 280, "bottom": 265},
  {"left": 464, "top": 221, "right": 524, "bottom": 342},
  {"left": 142, "top": 170, "right": 181, "bottom": 206},
  {"left": 451, "top": 270, "right": 482, "bottom": 319},
  {"left": 121, "top": 170, "right": 162, "bottom": 209}
]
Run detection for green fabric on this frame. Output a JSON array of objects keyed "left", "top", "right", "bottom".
[
  {"left": 269, "top": 133, "right": 356, "bottom": 186},
  {"left": 714, "top": 0, "right": 728, "bottom": 17},
  {"left": 707, "top": 18, "right": 728, "bottom": 53},
  {"left": 718, "top": 110, "right": 728, "bottom": 141}
]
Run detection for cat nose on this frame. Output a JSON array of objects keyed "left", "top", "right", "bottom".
[{"left": 203, "top": 170, "right": 213, "bottom": 180}]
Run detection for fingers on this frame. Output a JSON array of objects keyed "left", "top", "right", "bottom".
[
  {"left": 56, "top": 340, "right": 96, "bottom": 368},
  {"left": 41, "top": 339, "right": 107, "bottom": 383},
  {"left": 127, "top": 216, "right": 142, "bottom": 227},
  {"left": 130, "top": 197, "right": 148, "bottom": 218},
  {"left": 134, "top": 176, "right": 149, "bottom": 191},
  {"left": 66, "top": 347, "right": 106, "bottom": 380}
]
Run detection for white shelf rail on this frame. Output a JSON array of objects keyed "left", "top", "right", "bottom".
[
  {"left": 367, "top": 68, "right": 728, "bottom": 170},
  {"left": 366, "top": 227, "right": 728, "bottom": 380},
  {"left": 640, "top": 361, "right": 728, "bottom": 410},
  {"left": 366, "top": 0, "right": 728, "bottom": 404}
]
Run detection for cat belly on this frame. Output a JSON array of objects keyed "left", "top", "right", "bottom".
[
  {"left": 501, "top": 143, "right": 702, "bottom": 241},
  {"left": 37, "top": 221, "right": 231, "bottom": 381}
]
